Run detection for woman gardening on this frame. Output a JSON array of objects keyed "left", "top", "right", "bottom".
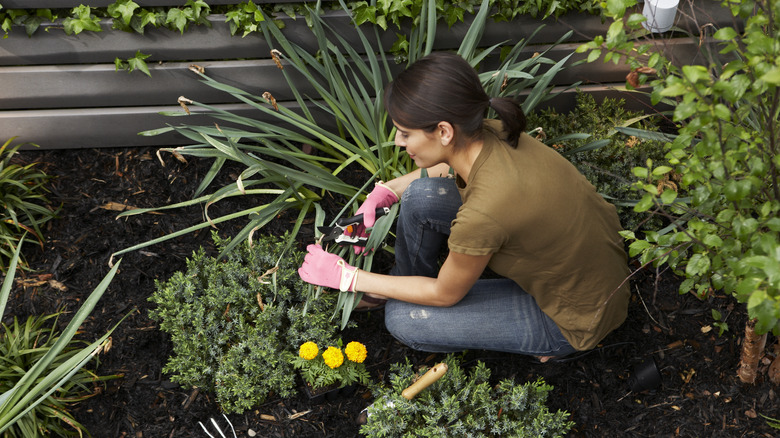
[{"left": 298, "top": 52, "right": 631, "bottom": 362}]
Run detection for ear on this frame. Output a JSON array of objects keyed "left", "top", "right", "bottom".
[{"left": 437, "top": 121, "right": 455, "bottom": 146}]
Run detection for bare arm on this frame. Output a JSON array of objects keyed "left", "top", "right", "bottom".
[{"left": 355, "top": 251, "right": 491, "bottom": 306}]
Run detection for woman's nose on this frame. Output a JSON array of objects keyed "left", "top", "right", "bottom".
[{"left": 394, "top": 132, "right": 405, "bottom": 147}]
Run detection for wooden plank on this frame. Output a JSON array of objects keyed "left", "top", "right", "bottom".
[
  {"left": 4, "top": 84, "right": 654, "bottom": 150},
  {"left": 4, "top": 101, "right": 334, "bottom": 149},
  {"left": 3, "top": 37, "right": 719, "bottom": 111}
]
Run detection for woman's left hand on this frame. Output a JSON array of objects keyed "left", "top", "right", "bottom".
[{"left": 298, "top": 244, "right": 359, "bottom": 292}]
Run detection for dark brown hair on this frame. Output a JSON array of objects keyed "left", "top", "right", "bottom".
[{"left": 384, "top": 52, "right": 527, "bottom": 147}]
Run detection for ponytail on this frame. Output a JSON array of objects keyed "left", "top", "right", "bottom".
[{"left": 487, "top": 96, "right": 527, "bottom": 147}]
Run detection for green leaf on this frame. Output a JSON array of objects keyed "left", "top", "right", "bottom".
[
  {"left": 759, "top": 66, "right": 780, "bottom": 85},
  {"left": 685, "top": 253, "right": 711, "bottom": 277},
  {"left": 713, "top": 27, "right": 738, "bottom": 41},
  {"left": 660, "top": 189, "right": 677, "bottom": 204},
  {"left": 108, "top": 0, "right": 139, "bottom": 25},
  {"left": 125, "top": 51, "right": 152, "bottom": 77}
]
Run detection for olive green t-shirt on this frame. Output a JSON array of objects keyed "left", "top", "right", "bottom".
[{"left": 448, "top": 120, "right": 630, "bottom": 351}]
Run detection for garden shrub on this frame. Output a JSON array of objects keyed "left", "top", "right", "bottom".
[
  {"left": 527, "top": 92, "right": 667, "bottom": 232},
  {"left": 148, "top": 232, "right": 339, "bottom": 413},
  {"left": 360, "top": 355, "right": 573, "bottom": 437},
  {"left": 579, "top": 0, "right": 780, "bottom": 335}
]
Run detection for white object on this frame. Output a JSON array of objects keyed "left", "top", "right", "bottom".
[{"left": 642, "top": 0, "right": 680, "bottom": 33}]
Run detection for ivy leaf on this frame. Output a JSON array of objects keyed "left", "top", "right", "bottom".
[
  {"left": 108, "top": 0, "right": 139, "bottom": 26},
  {"left": 63, "top": 5, "right": 102, "bottom": 35},
  {"left": 166, "top": 8, "right": 190, "bottom": 34},
  {"left": 125, "top": 51, "right": 152, "bottom": 77}
]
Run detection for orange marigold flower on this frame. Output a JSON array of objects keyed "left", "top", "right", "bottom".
[
  {"left": 322, "top": 346, "right": 344, "bottom": 369},
  {"left": 299, "top": 341, "right": 319, "bottom": 360},
  {"left": 345, "top": 341, "right": 367, "bottom": 363}
]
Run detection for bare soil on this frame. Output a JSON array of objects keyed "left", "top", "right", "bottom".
[{"left": 8, "top": 146, "right": 779, "bottom": 437}]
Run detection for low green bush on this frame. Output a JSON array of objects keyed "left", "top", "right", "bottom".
[
  {"left": 360, "top": 355, "right": 573, "bottom": 437},
  {"left": 527, "top": 91, "right": 667, "bottom": 232},
  {"left": 148, "top": 232, "right": 339, "bottom": 413}
]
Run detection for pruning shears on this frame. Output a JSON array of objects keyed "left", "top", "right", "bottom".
[{"left": 317, "top": 207, "right": 390, "bottom": 246}]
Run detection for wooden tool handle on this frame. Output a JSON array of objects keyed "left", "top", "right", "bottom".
[{"left": 401, "top": 362, "right": 448, "bottom": 400}]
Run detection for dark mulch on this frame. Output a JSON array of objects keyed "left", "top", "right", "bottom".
[{"left": 8, "top": 146, "right": 779, "bottom": 437}]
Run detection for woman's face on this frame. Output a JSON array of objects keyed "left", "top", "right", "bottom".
[{"left": 393, "top": 122, "right": 446, "bottom": 168}]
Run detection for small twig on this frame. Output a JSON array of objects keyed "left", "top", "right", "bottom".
[
  {"left": 183, "top": 387, "right": 200, "bottom": 409},
  {"left": 635, "top": 284, "right": 670, "bottom": 331}
]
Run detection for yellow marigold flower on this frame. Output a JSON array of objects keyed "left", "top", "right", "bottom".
[
  {"left": 322, "top": 346, "right": 344, "bottom": 369},
  {"left": 299, "top": 342, "right": 319, "bottom": 360},
  {"left": 345, "top": 341, "right": 367, "bottom": 364}
]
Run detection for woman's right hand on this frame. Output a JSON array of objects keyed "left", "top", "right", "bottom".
[{"left": 352, "top": 182, "right": 399, "bottom": 254}]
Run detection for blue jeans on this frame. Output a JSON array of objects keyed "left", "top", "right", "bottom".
[{"left": 385, "top": 177, "right": 577, "bottom": 357}]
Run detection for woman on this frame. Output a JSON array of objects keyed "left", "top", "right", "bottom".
[{"left": 298, "top": 52, "right": 630, "bottom": 360}]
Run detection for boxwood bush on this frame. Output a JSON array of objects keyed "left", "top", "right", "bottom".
[
  {"left": 148, "top": 232, "right": 338, "bottom": 413},
  {"left": 361, "top": 355, "right": 573, "bottom": 437}
]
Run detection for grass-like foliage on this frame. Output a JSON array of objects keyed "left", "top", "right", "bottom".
[
  {"left": 0, "top": 313, "right": 121, "bottom": 437},
  {"left": 148, "top": 232, "right": 339, "bottom": 413},
  {"left": 0, "top": 138, "right": 58, "bottom": 272},
  {"left": 360, "top": 355, "right": 573, "bottom": 437},
  {"left": 0, "top": 241, "right": 126, "bottom": 437}
]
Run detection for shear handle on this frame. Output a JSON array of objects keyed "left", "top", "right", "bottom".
[{"left": 335, "top": 207, "right": 390, "bottom": 228}]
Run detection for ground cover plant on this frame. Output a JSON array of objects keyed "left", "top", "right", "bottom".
[
  {"left": 148, "top": 232, "right": 339, "bottom": 413},
  {"left": 360, "top": 355, "right": 573, "bottom": 437}
]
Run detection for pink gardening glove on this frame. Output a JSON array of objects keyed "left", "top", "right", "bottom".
[
  {"left": 353, "top": 182, "right": 399, "bottom": 254},
  {"left": 298, "top": 244, "right": 359, "bottom": 292}
]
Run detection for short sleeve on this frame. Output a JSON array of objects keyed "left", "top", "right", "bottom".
[{"left": 448, "top": 207, "right": 507, "bottom": 256}]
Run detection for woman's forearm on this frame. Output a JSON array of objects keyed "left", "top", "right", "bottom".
[{"left": 355, "top": 270, "right": 460, "bottom": 307}]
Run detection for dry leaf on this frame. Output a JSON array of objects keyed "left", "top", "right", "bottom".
[
  {"left": 701, "top": 325, "right": 713, "bottom": 334},
  {"left": 271, "top": 49, "right": 284, "bottom": 69},
  {"left": 48, "top": 279, "right": 67, "bottom": 291},
  {"left": 100, "top": 201, "right": 139, "bottom": 212},
  {"left": 178, "top": 96, "right": 193, "bottom": 115},
  {"left": 626, "top": 71, "right": 639, "bottom": 88},
  {"left": 288, "top": 410, "right": 311, "bottom": 420},
  {"left": 263, "top": 92, "right": 279, "bottom": 111}
]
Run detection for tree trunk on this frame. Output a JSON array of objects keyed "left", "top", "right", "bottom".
[{"left": 737, "top": 319, "right": 767, "bottom": 384}]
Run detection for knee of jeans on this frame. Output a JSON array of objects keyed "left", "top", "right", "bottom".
[
  {"left": 384, "top": 301, "right": 418, "bottom": 347},
  {"left": 400, "top": 178, "right": 452, "bottom": 220}
]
